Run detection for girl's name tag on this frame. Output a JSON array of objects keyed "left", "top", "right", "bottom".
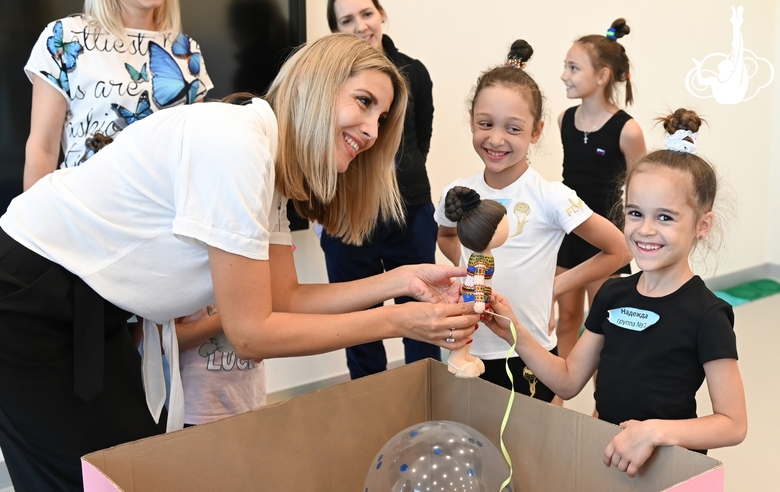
[{"left": 607, "top": 307, "right": 660, "bottom": 331}]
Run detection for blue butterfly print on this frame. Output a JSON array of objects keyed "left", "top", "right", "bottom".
[
  {"left": 149, "top": 41, "right": 201, "bottom": 107},
  {"left": 41, "top": 70, "right": 71, "bottom": 97},
  {"left": 171, "top": 33, "right": 201, "bottom": 76},
  {"left": 46, "top": 20, "right": 83, "bottom": 70},
  {"left": 125, "top": 62, "right": 149, "bottom": 82},
  {"left": 111, "top": 90, "right": 153, "bottom": 126}
]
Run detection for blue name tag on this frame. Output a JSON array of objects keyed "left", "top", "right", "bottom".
[{"left": 607, "top": 307, "right": 660, "bottom": 331}]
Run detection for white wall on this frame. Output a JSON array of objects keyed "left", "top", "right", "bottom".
[
  {"left": 267, "top": 0, "right": 779, "bottom": 394},
  {"left": 770, "top": 2, "right": 780, "bottom": 264}
]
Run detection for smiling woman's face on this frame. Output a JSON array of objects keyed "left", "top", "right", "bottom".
[
  {"left": 334, "top": 69, "right": 394, "bottom": 173},
  {"left": 332, "top": 0, "right": 385, "bottom": 52}
]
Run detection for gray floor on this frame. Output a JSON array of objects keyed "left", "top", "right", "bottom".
[
  {"left": 0, "top": 447, "right": 9, "bottom": 492},
  {"left": 0, "top": 462, "right": 11, "bottom": 490}
]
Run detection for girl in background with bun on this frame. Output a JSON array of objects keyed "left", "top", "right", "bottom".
[
  {"left": 555, "top": 18, "right": 646, "bottom": 361},
  {"left": 486, "top": 109, "right": 747, "bottom": 476},
  {"left": 435, "top": 40, "right": 630, "bottom": 400}
]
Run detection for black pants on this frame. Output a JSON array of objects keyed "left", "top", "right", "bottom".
[
  {"left": 320, "top": 203, "right": 441, "bottom": 379},
  {"left": 480, "top": 348, "right": 559, "bottom": 403},
  {"left": 0, "top": 229, "right": 165, "bottom": 491}
]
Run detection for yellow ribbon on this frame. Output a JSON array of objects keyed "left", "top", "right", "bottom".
[{"left": 493, "top": 314, "right": 517, "bottom": 491}]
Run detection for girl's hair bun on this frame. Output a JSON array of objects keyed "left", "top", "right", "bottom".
[
  {"left": 610, "top": 18, "right": 630, "bottom": 38},
  {"left": 508, "top": 39, "right": 534, "bottom": 64},
  {"left": 658, "top": 108, "right": 703, "bottom": 136}
]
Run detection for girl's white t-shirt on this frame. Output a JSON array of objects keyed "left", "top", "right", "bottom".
[
  {"left": 435, "top": 168, "right": 592, "bottom": 357},
  {"left": 25, "top": 15, "right": 213, "bottom": 168},
  {"left": 0, "top": 98, "right": 291, "bottom": 323}
]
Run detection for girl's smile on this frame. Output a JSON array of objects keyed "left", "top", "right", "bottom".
[
  {"left": 561, "top": 43, "right": 604, "bottom": 100},
  {"left": 624, "top": 167, "right": 713, "bottom": 286},
  {"left": 471, "top": 84, "right": 542, "bottom": 189}
]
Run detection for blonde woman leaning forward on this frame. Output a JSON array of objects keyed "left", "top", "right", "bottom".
[{"left": 0, "top": 34, "right": 478, "bottom": 492}]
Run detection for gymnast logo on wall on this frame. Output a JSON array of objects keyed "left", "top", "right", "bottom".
[{"left": 685, "top": 5, "right": 774, "bottom": 104}]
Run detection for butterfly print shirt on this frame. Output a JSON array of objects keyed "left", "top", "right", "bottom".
[{"left": 25, "top": 15, "right": 213, "bottom": 169}]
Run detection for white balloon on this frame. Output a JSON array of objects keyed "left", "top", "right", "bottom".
[{"left": 364, "top": 420, "right": 513, "bottom": 492}]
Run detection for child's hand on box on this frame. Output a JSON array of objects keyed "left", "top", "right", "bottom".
[{"left": 603, "top": 419, "right": 658, "bottom": 478}]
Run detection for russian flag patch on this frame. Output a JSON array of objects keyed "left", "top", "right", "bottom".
[{"left": 596, "top": 148, "right": 606, "bottom": 155}]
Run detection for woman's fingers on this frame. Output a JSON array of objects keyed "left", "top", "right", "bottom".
[
  {"left": 403, "top": 301, "right": 478, "bottom": 348},
  {"left": 422, "top": 264, "right": 467, "bottom": 281},
  {"left": 408, "top": 264, "right": 467, "bottom": 304}
]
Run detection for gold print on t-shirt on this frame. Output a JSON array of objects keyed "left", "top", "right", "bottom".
[
  {"left": 508, "top": 202, "right": 531, "bottom": 238},
  {"left": 565, "top": 198, "right": 585, "bottom": 217},
  {"left": 523, "top": 366, "right": 538, "bottom": 398}
]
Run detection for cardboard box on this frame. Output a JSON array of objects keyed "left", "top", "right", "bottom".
[{"left": 82, "top": 359, "right": 723, "bottom": 491}]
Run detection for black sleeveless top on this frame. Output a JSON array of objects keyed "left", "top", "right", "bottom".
[{"left": 561, "top": 106, "right": 632, "bottom": 218}]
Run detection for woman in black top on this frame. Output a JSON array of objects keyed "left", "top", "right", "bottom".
[{"left": 324, "top": 0, "right": 439, "bottom": 379}]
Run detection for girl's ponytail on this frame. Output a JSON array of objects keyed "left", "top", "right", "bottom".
[{"left": 577, "top": 18, "right": 633, "bottom": 106}]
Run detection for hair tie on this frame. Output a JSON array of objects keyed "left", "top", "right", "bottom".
[
  {"left": 665, "top": 129, "right": 698, "bottom": 154},
  {"left": 460, "top": 189, "right": 482, "bottom": 213},
  {"left": 626, "top": 72, "right": 631, "bottom": 80},
  {"left": 606, "top": 27, "right": 617, "bottom": 40},
  {"left": 505, "top": 56, "right": 526, "bottom": 70}
]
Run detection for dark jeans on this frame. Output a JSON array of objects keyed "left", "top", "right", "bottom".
[{"left": 320, "top": 203, "right": 441, "bottom": 379}]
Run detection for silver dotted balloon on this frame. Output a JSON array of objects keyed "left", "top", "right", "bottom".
[{"left": 364, "top": 420, "right": 513, "bottom": 492}]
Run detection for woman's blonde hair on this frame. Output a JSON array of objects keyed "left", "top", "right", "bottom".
[
  {"left": 83, "top": 0, "right": 182, "bottom": 39},
  {"left": 265, "top": 33, "right": 407, "bottom": 245}
]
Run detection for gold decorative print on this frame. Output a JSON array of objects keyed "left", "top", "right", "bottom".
[
  {"left": 565, "top": 198, "right": 585, "bottom": 217},
  {"left": 522, "top": 366, "right": 538, "bottom": 398},
  {"left": 508, "top": 202, "right": 531, "bottom": 238}
]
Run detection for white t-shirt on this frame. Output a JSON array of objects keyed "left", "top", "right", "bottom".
[
  {"left": 180, "top": 333, "right": 266, "bottom": 425},
  {"left": 1, "top": 98, "right": 291, "bottom": 323},
  {"left": 25, "top": 15, "right": 213, "bottom": 168},
  {"left": 435, "top": 168, "right": 592, "bottom": 357},
  {"left": 177, "top": 305, "right": 266, "bottom": 424}
]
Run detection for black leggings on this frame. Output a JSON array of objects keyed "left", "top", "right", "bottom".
[
  {"left": 0, "top": 228, "right": 165, "bottom": 491},
  {"left": 480, "top": 347, "right": 559, "bottom": 402}
]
